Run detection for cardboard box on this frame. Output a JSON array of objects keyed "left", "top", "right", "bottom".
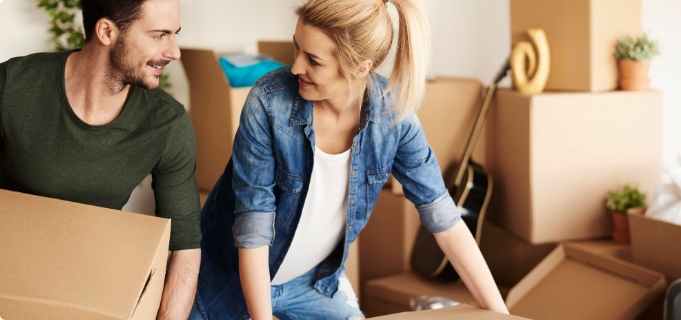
[
  {"left": 486, "top": 89, "right": 663, "bottom": 244},
  {"left": 390, "top": 77, "right": 484, "bottom": 194},
  {"left": 510, "top": 0, "right": 641, "bottom": 92},
  {"left": 180, "top": 42, "right": 294, "bottom": 192},
  {"left": 629, "top": 211, "right": 681, "bottom": 282},
  {"left": 363, "top": 272, "right": 478, "bottom": 317},
  {"left": 0, "top": 190, "right": 170, "bottom": 320},
  {"left": 359, "top": 189, "right": 422, "bottom": 286},
  {"left": 479, "top": 221, "right": 558, "bottom": 287},
  {"left": 368, "top": 303, "right": 528, "bottom": 320},
  {"left": 506, "top": 243, "right": 666, "bottom": 320}
]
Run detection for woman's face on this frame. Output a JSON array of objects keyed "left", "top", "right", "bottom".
[{"left": 291, "top": 18, "right": 350, "bottom": 105}]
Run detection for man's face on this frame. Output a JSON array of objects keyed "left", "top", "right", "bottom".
[{"left": 108, "top": 0, "right": 181, "bottom": 90}]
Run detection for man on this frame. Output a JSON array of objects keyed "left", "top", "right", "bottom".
[{"left": 0, "top": 0, "right": 199, "bottom": 319}]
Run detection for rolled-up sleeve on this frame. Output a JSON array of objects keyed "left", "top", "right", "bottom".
[
  {"left": 391, "top": 114, "right": 461, "bottom": 234},
  {"left": 231, "top": 84, "right": 277, "bottom": 248}
]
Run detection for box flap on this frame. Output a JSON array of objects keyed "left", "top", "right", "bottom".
[
  {"left": 506, "top": 243, "right": 666, "bottom": 320},
  {"left": 0, "top": 190, "right": 171, "bottom": 319},
  {"left": 367, "top": 303, "right": 528, "bottom": 319},
  {"left": 629, "top": 212, "right": 681, "bottom": 280}
]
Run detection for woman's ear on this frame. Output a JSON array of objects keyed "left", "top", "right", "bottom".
[
  {"left": 94, "top": 18, "right": 120, "bottom": 46},
  {"left": 356, "top": 59, "right": 374, "bottom": 78}
]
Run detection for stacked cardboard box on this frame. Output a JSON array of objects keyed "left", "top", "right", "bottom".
[{"left": 361, "top": 1, "right": 676, "bottom": 319}]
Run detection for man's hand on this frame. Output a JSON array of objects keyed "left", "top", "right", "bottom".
[{"left": 157, "top": 249, "right": 201, "bottom": 320}]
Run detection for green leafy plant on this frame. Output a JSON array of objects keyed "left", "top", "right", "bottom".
[
  {"left": 606, "top": 185, "right": 646, "bottom": 214},
  {"left": 614, "top": 34, "right": 660, "bottom": 61},
  {"left": 37, "top": 0, "right": 171, "bottom": 91},
  {"left": 38, "top": 0, "right": 85, "bottom": 51}
]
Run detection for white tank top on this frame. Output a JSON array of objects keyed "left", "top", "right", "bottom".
[{"left": 271, "top": 146, "right": 350, "bottom": 285}]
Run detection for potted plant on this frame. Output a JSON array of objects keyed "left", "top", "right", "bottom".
[
  {"left": 605, "top": 185, "right": 647, "bottom": 244},
  {"left": 614, "top": 34, "right": 660, "bottom": 91}
]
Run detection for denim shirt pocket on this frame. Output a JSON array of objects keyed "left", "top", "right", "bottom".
[
  {"left": 273, "top": 165, "right": 304, "bottom": 223},
  {"left": 365, "top": 163, "right": 392, "bottom": 214}
]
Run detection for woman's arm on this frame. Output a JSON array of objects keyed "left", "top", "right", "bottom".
[
  {"left": 239, "top": 246, "right": 273, "bottom": 320},
  {"left": 433, "top": 221, "right": 509, "bottom": 314}
]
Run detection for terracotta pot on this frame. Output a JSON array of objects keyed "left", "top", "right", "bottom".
[
  {"left": 611, "top": 212, "right": 630, "bottom": 244},
  {"left": 618, "top": 60, "right": 651, "bottom": 91}
]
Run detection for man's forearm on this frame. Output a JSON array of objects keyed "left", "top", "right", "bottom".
[{"left": 157, "top": 249, "right": 201, "bottom": 320}]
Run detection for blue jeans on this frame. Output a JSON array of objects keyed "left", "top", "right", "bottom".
[{"left": 188, "top": 267, "right": 364, "bottom": 320}]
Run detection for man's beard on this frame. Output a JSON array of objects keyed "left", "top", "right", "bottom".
[{"left": 105, "top": 35, "right": 166, "bottom": 92}]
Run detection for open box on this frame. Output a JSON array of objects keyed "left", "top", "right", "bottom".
[
  {"left": 629, "top": 210, "right": 681, "bottom": 282},
  {"left": 368, "top": 303, "right": 528, "bottom": 320},
  {"left": 0, "top": 190, "right": 170, "bottom": 320},
  {"left": 180, "top": 41, "right": 295, "bottom": 193},
  {"left": 506, "top": 243, "right": 666, "bottom": 319}
]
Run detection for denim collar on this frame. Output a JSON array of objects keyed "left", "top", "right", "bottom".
[{"left": 288, "top": 75, "right": 384, "bottom": 129}]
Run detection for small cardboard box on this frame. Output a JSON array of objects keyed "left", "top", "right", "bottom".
[
  {"left": 506, "top": 243, "right": 666, "bottom": 320},
  {"left": 368, "top": 303, "right": 529, "bottom": 320},
  {"left": 180, "top": 42, "right": 295, "bottom": 192},
  {"left": 510, "top": 0, "right": 641, "bottom": 92},
  {"left": 486, "top": 89, "right": 663, "bottom": 244},
  {"left": 629, "top": 211, "right": 681, "bottom": 282},
  {"left": 390, "top": 77, "right": 484, "bottom": 194},
  {"left": 0, "top": 190, "right": 170, "bottom": 320},
  {"left": 363, "top": 272, "right": 478, "bottom": 317},
  {"left": 479, "top": 221, "right": 557, "bottom": 287}
]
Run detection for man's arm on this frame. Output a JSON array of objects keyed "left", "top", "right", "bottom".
[
  {"left": 433, "top": 221, "right": 509, "bottom": 314},
  {"left": 157, "top": 249, "right": 201, "bottom": 320}
]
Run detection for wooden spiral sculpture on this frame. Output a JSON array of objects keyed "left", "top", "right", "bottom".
[{"left": 511, "top": 29, "right": 550, "bottom": 94}]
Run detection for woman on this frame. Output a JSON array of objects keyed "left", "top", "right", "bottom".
[{"left": 191, "top": 0, "right": 509, "bottom": 319}]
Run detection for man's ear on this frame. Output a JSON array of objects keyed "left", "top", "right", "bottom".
[
  {"left": 356, "top": 59, "right": 374, "bottom": 78},
  {"left": 94, "top": 18, "right": 120, "bottom": 46}
]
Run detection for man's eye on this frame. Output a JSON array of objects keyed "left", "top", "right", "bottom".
[{"left": 155, "top": 34, "right": 166, "bottom": 40}]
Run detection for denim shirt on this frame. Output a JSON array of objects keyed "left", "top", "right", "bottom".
[{"left": 196, "top": 67, "right": 461, "bottom": 319}]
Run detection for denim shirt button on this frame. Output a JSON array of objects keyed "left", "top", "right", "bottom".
[
  {"left": 276, "top": 260, "right": 281, "bottom": 265},
  {"left": 243, "top": 313, "right": 250, "bottom": 319},
  {"left": 350, "top": 200, "right": 355, "bottom": 205},
  {"left": 351, "top": 171, "right": 356, "bottom": 176},
  {"left": 352, "top": 143, "right": 357, "bottom": 148},
  {"left": 348, "top": 225, "right": 353, "bottom": 231},
  {"left": 279, "top": 181, "right": 284, "bottom": 187}
]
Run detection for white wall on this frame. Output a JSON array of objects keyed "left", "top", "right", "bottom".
[{"left": 1, "top": 0, "right": 679, "bottom": 214}]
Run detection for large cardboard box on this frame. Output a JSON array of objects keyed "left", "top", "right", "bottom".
[
  {"left": 629, "top": 211, "right": 681, "bottom": 282},
  {"left": 486, "top": 89, "right": 663, "bottom": 244},
  {"left": 363, "top": 272, "right": 478, "bottom": 317},
  {"left": 506, "top": 243, "right": 666, "bottom": 320},
  {"left": 0, "top": 190, "right": 170, "bottom": 320},
  {"left": 510, "top": 0, "right": 641, "bottom": 92},
  {"left": 180, "top": 42, "right": 295, "bottom": 192},
  {"left": 479, "top": 221, "right": 558, "bottom": 288},
  {"left": 359, "top": 189, "right": 421, "bottom": 286},
  {"left": 390, "top": 77, "right": 484, "bottom": 194},
  {"left": 368, "top": 304, "right": 528, "bottom": 320}
]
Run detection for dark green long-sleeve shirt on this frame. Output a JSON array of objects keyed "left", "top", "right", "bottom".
[{"left": 0, "top": 51, "right": 201, "bottom": 250}]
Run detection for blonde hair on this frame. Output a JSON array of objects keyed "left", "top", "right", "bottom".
[{"left": 295, "top": 0, "right": 431, "bottom": 122}]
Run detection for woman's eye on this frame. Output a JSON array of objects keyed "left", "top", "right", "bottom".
[{"left": 308, "top": 57, "right": 319, "bottom": 66}]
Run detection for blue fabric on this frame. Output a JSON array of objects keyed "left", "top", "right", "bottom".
[
  {"left": 219, "top": 54, "right": 285, "bottom": 88},
  {"left": 190, "top": 267, "right": 364, "bottom": 320},
  {"left": 196, "top": 66, "right": 461, "bottom": 319}
]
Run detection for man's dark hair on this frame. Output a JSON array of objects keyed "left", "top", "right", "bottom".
[{"left": 81, "top": 0, "right": 147, "bottom": 43}]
